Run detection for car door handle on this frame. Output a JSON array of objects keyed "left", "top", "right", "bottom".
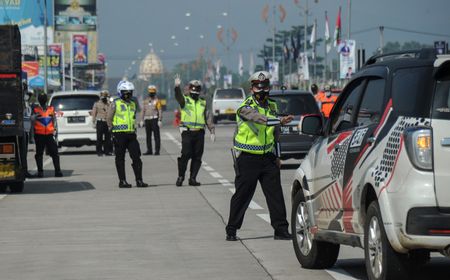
[
  {"left": 367, "top": 137, "right": 376, "bottom": 145},
  {"left": 441, "top": 138, "right": 450, "bottom": 147}
]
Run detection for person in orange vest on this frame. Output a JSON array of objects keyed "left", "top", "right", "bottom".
[
  {"left": 316, "top": 85, "right": 337, "bottom": 118},
  {"left": 31, "top": 93, "right": 62, "bottom": 178}
]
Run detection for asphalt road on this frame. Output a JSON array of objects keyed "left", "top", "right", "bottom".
[{"left": 0, "top": 122, "right": 449, "bottom": 280}]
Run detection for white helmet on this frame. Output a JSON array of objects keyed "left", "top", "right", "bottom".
[
  {"left": 148, "top": 84, "right": 157, "bottom": 94},
  {"left": 188, "top": 80, "right": 202, "bottom": 94},
  {"left": 117, "top": 80, "right": 135, "bottom": 94}
]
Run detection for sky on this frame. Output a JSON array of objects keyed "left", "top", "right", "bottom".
[{"left": 97, "top": 0, "right": 450, "bottom": 78}]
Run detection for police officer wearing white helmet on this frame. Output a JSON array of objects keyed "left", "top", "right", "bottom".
[
  {"left": 107, "top": 80, "right": 148, "bottom": 188},
  {"left": 174, "top": 74, "right": 215, "bottom": 187},
  {"left": 225, "top": 71, "right": 294, "bottom": 241}
]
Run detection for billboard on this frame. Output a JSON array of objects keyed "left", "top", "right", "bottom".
[
  {"left": 22, "top": 44, "right": 63, "bottom": 88},
  {"left": 339, "top": 39, "right": 356, "bottom": 79},
  {"left": 72, "top": 34, "right": 88, "bottom": 64},
  {"left": 298, "top": 53, "right": 310, "bottom": 81},
  {"left": 0, "top": 0, "right": 54, "bottom": 45},
  {"left": 54, "top": 0, "right": 97, "bottom": 31}
]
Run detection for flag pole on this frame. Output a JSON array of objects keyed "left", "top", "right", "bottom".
[{"left": 313, "top": 18, "right": 317, "bottom": 84}]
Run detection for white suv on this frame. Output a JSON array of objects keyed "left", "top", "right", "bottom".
[
  {"left": 212, "top": 88, "right": 246, "bottom": 123},
  {"left": 291, "top": 49, "right": 450, "bottom": 280},
  {"left": 49, "top": 91, "right": 99, "bottom": 148}
]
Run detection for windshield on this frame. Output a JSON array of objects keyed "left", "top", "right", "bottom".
[
  {"left": 270, "top": 94, "right": 320, "bottom": 116},
  {"left": 215, "top": 89, "right": 244, "bottom": 100},
  {"left": 51, "top": 95, "right": 99, "bottom": 111}
]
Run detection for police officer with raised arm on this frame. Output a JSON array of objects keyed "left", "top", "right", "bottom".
[
  {"left": 225, "top": 71, "right": 294, "bottom": 241},
  {"left": 107, "top": 80, "right": 148, "bottom": 188},
  {"left": 174, "top": 74, "right": 215, "bottom": 187}
]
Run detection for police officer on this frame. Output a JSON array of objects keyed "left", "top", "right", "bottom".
[
  {"left": 225, "top": 71, "right": 293, "bottom": 241},
  {"left": 174, "top": 74, "right": 215, "bottom": 187},
  {"left": 31, "top": 93, "right": 63, "bottom": 178},
  {"left": 107, "top": 80, "right": 148, "bottom": 188},
  {"left": 140, "top": 85, "right": 162, "bottom": 155},
  {"left": 92, "top": 90, "right": 113, "bottom": 156}
]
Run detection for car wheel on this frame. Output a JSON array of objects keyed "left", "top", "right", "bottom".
[
  {"left": 364, "top": 201, "right": 410, "bottom": 280},
  {"left": 9, "top": 182, "right": 24, "bottom": 193},
  {"left": 291, "top": 191, "right": 340, "bottom": 269}
]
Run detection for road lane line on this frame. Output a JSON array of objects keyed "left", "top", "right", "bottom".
[
  {"left": 257, "top": 213, "right": 271, "bottom": 223},
  {"left": 218, "top": 179, "right": 233, "bottom": 186},
  {"left": 325, "top": 268, "right": 359, "bottom": 280},
  {"left": 209, "top": 172, "right": 222, "bottom": 178},
  {"left": 203, "top": 166, "right": 214, "bottom": 172},
  {"left": 0, "top": 195, "right": 6, "bottom": 200}
]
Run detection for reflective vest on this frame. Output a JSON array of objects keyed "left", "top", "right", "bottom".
[
  {"left": 316, "top": 91, "right": 337, "bottom": 118},
  {"left": 234, "top": 96, "right": 277, "bottom": 155},
  {"left": 33, "top": 106, "right": 55, "bottom": 135},
  {"left": 112, "top": 99, "right": 136, "bottom": 133},
  {"left": 180, "top": 96, "right": 206, "bottom": 129}
]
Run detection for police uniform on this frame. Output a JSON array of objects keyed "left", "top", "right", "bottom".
[
  {"left": 92, "top": 99, "right": 112, "bottom": 156},
  {"left": 174, "top": 82, "right": 215, "bottom": 186},
  {"left": 32, "top": 102, "right": 62, "bottom": 178},
  {"left": 225, "top": 71, "right": 291, "bottom": 241},
  {"left": 107, "top": 92, "right": 147, "bottom": 188},
  {"left": 141, "top": 96, "right": 162, "bottom": 155}
]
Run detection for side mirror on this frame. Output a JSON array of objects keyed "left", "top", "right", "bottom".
[{"left": 301, "top": 114, "right": 323, "bottom": 136}]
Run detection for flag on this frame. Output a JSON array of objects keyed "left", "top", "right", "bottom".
[
  {"left": 215, "top": 59, "right": 221, "bottom": 81},
  {"left": 248, "top": 52, "right": 255, "bottom": 75},
  {"left": 238, "top": 53, "right": 244, "bottom": 76},
  {"left": 283, "top": 37, "right": 290, "bottom": 62},
  {"left": 325, "top": 11, "right": 331, "bottom": 53},
  {"left": 279, "top": 4, "right": 286, "bottom": 23},
  {"left": 261, "top": 4, "right": 269, "bottom": 23},
  {"left": 290, "top": 32, "right": 297, "bottom": 61},
  {"left": 333, "top": 6, "right": 342, "bottom": 47},
  {"left": 309, "top": 21, "right": 316, "bottom": 46}
]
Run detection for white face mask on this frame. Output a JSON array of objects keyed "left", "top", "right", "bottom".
[{"left": 325, "top": 91, "right": 332, "bottom": 97}]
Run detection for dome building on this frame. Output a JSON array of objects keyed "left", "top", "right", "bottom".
[{"left": 138, "top": 49, "right": 163, "bottom": 81}]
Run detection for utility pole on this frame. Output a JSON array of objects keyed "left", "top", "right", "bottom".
[
  {"left": 347, "top": 0, "right": 352, "bottom": 40},
  {"left": 379, "top": 26, "right": 384, "bottom": 54},
  {"left": 43, "top": 0, "right": 48, "bottom": 94},
  {"left": 272, "top": 0, "right": 276, "bottom": 70},
  {"left": 304, "top": 0, "right": 309, "bottom": 53}
]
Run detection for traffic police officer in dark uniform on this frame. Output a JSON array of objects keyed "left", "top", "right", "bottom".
[
  {"left": 92, "top": 90, "right": 112, "bottom": 156},
  {"left": 225, "top": 71, "right": 294, "bottom": 241},
  {"left": 107, "top": 80, "right": 148, "bottom": 188},
  {"left": 174, "top": 74, "right": 215, "bottom": 187}
]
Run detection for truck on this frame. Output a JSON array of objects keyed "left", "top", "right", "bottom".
[{"left": 0, "top": 25, "right": 26, "bottom": 193}]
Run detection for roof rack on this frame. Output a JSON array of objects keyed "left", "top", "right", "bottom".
[{"left": 364, "top": 48, "right": 437, "bottom": 66}]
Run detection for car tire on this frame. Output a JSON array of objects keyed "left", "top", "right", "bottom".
[
  {"left": 364, "top": 201, "right": 410, "bottom": 280},
  {"left": 9, "top": 182, "right": 24, "bottom": 193},
  {"left": 291, "top": 190, "right": 340, "bottom": 269}
]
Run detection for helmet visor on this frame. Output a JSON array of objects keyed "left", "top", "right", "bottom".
[
  {"left": 190, "top": 85, "right": 201, "bottom": 93},
  {"left": 252, "top": 83, "right": 270, "bottom": 93}
]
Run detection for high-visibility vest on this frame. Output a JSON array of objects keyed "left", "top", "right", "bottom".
[
  {"left": 233, "top": 96, "right": 277, "bottom": 155},
  {"left": 316, "top": 91, "right": 337, "bottom": 118},
  {"left": 112, "top": 99, "right": 136, "bottom": 133},
  {"left": 180, "top": 95, "right": 206, "bottom": 129},
  {"left": 33, "top": 106, "right": 55, "bottom": 135}
]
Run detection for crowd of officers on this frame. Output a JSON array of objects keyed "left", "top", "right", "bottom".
[{"left": 24, "top": 71, "right": 337, "bottom": 242}]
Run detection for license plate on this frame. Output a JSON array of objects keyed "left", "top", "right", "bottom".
[
  {"left": 225, "top": 108, "right": 235, "bottom": 114},
  {"left": 0, "top": 163, "right": 15, "bottom": 179},
  {"left": 68, "top": 116, "right": 86, "bottom": 123}
]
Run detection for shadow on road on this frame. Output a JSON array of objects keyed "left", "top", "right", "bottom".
[
  {"left": 19, "top": 180, "right": 95, "bottom": 194},
  {"left": 60, "top": 150, "right": 97, "bottom": 156},
  {"left": 239, "top": 235, "right": 273, "bottom": 241}
]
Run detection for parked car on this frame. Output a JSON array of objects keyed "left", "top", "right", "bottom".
[
  {"left": 270, "top": 90, "right": 320, "bottom": 160},
  {"left": 212, "top": 88, "right": 246, "bottom": 123},
  {"left": 290, "top": 49, "right": 450, "bottom": 280},
  {"left": 49, "top": 91, "right": 100, "bottom": 148}
]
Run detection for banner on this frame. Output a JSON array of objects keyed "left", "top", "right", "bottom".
[
  {"left": 21, "top": 44, "right": 63, "bottom": 88},
  {"left": 339, "top": 39, "right": 356, "bottom": 79},
  {"left": 54, "top": 0, "right": 97, "bottom": 31},
  {"left": 73, "top": 34, "right": 88, "bottom": 64},
  {"left": 298, "top": 53, "right": 310, "bottom": 81},
  {"left": 268, "top": 61, "right": 279, "bottom": 83},
  {"left": 0, "top": 0, "right": 54, "bottom": 45}
]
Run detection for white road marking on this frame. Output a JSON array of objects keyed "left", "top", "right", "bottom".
[
  {"left": 203, "top": 166, "right": 214, "bottom": 172},
  {"left": 326, "top": 268, "right": 359, "bottom": 280},
  {"left": 257, "top": 213, "right": 271, "bottom": 223},
  {"left": 218, "top": 179, "right": 233, "bottom": 186},
  {"left": 209, "top": 172, "right": 222, "bottom": 178},
  {"left": 0, "top": 195, "right": 6, "bottom": 201}
]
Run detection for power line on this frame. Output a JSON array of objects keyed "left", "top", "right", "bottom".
[{"left": 384, "top": 26, "right": 450, "bottom": 38}]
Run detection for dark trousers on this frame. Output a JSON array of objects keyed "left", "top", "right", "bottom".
[
  {"left": 226, "top": 152, "right": 289, "bottom": 234},
  {"left": 96, "top": 121, "right": 112, "bottom": 154},
  {"left": 113, "top": 132, "right": 142, "bottom": 182},
  {"left": 34, "top": 134, "right": 60, "bottom": 172},
  {"left": 178, "top": 130, "right": 204, "bottom": 180},
  {"left": 144, "top": 119, "right": 160, "bottom": 154}
]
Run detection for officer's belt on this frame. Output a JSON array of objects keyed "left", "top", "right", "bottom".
[
  {"left": 144, "top": 116, "right": 159, "bottom": 120},
  {"left": 180, "top": 127, "right": 203, "bottom": 132},
  {"left": 96, "top": 118, "right": 107, "bottom": 121}
]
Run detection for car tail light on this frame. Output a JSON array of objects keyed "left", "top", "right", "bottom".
[
  {"left": 0, "top": 143, "right": 15, "bottom": 155},
  {"left": 404, "top": 127, "right": 432, "bottom": 171}
]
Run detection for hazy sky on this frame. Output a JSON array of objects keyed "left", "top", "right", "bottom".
[{"left": 97, "top": 0, "right": 450, "bottom": 78}]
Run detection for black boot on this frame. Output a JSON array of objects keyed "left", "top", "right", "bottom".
[
  {"left": 55, "top": 170, "right": 63, "bottom": 177},
  {"left": 176, "top": 176, "right": 184, "bottom": 187},
  {"left": 136, "top": 180, "right": 149, "bottom": 188},
  {"left": 131, "top": 160, "right": 144, "bottom": 184},
  {"left": 189, "top": 160, "right": 202, "bottom": 186},
  {"left": 119, "top": 180, "right": 132, "bottom": 188},
  {"left": 188, "top": 178, "right": 201, "bottom": 186},
  {"left": 35, "top": 154, "right": 44, "bottom": 178},
  {"left": 274, "top": 229, "right": 292, "bottom": 240},
  {"left": 53, "top": 156, "right": 62, "bottom": 177}
]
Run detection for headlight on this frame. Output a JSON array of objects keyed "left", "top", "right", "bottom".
[{"left": 404, "top": 127, "right": 432, "bottom": 171}]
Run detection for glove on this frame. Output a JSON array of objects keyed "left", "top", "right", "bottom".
[
  {"left": 139, "top": 121, "right": 144, "bottom": 128},
  {"left": 158, "top": 120, "right": 162, "bottom": 128},
  {"left": 174, "top": 73, "right": 181, "bottom": 87},
  {"left": 280, "top": 115, "right": 294, "bottom": 125},
  {"left": 210, "top": 133, "right": 216, "bottom": 143}
]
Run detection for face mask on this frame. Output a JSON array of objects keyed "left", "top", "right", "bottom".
[
  {"left": 325, "top": 91, "right": 332, "bottom": 98},
  {"left": 254, "top": 91, "right": 269, "bottom": 103},
  {"left": 38, "top": 94, "right": 48, "bottom": 107},
  {"left": 149, "top": 93, "right": 156, "bottom": 98},
  {"left": 190, "top": 92, "right": 200, "bottom": 100},
  {"left": 102, "top": 97, "right": 108, "bottom": 103}
]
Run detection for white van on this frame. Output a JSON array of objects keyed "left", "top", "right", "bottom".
[
  {"left": 212, "top": 88, "right": 246, "bottom": 123},
  {"left": 49, "top": 91, "right": 99, "bottom": 148}
]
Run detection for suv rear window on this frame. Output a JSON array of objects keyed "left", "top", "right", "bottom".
[
  {"left": 51, "top": 95, "right": 99, "bottom": 111},
  {"left": 432, "top": 68, "right": 450, "bottom": 120},
  {"left": 214, "top": 89, "right": 244, "bottom": 100},
  {"left": 392, "top": 67, "right": 433, "bottom": 117},
  {"left": 270, "top": 94, "right": 320, "bottom": 116}
]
